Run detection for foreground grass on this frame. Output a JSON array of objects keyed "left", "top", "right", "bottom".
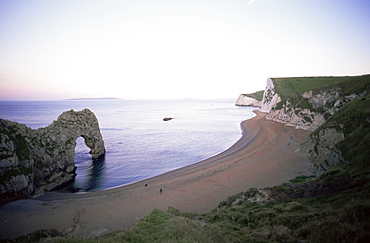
[{"left": 12, "top": 170, "right": 370, "bottom": 243}]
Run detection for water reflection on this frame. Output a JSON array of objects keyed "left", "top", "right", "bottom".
[
  {"left": 62, "top": 155, "right": 106, "bottom": 193},
  {"left": 60, "top": 137, "right": 106, "bottom": 193},
  {"left": 85, "top": 155, "right": 105, "bottom": 191}
]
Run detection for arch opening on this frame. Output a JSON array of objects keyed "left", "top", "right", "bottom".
[{"left": 64, "top": 136, "right": 106, "bottom": 193}]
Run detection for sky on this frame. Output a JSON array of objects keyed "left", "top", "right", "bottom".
[{"left": 0, "top": 0, "right": 369, "bottom": 100}]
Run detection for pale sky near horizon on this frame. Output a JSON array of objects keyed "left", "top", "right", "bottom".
[{"left": 0, "top": 0, "right": 369, "bottom": 100}]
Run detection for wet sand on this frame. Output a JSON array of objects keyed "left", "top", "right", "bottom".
[{"left": 0, "top": 111, "right": 312, "bottom": 239}]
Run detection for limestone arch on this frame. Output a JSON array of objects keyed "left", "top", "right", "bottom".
[
  {"left": 0, "top": 108, "right": 106, "bottom": 201},
  {"left": 55, "top": 108, "right": 105, "bottom": 160}
]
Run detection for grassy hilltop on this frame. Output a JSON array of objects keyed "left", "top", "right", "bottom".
[
  {"left": 272, "top": 75, "right": 370, "bottom": 101},
  {"left": 13, "top": 75, "right": 370, "bottom": 243},
  {"left": 241, "top": 90, "right": 264, "bottom": 101}
]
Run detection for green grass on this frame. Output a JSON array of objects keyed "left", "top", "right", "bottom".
[
  {"left": 288, "top": 175, "right": 315, "bottom": 184},
  {"left": 242, "top": 90, "right": 264, "bottom": 101},
  {"left": 108, "top": 209, "right": 210, "bottom": 243},
  {"left": 272, "top": 75, "right": 370, "bottom": 101}
]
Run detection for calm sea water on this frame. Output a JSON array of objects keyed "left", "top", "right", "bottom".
[{"left": 0, "top": 99, "right": 257, "bottom": 192}]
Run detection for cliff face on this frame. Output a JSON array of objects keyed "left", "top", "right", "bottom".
[
  {"left": 267, "top": 87, "right": 367, "bottom": 130},
  {"left": 297, "top": 128, "right": 346, "bottom": 175},
  {"left": 0, "top": 108, "right": 105, "bottom": 203},
  {"left": 259, "top": 75, "right": 370, "bottom": 174},
  {"left": 260, "top": 78, "right": 281, "bottom": 113},
  {"left": 298, "top": 96, "right": 370, "bottom": 175},
  {"left": 235, "top": 94, "right": 261, "bottom": 107},
  {"left": 260, "top": 77, "right": 369, "bottom": 130}
]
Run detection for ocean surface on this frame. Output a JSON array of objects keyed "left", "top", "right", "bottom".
[{"left": 0, "top": 99, "right": 257, "bottom": 192}]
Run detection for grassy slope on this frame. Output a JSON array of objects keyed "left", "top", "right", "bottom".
[
  {"left": 272, "top": 75, "right": 370, "bottom": 101},
  {"left": 242, "top": 90, "right": 264, "bottom": 101}
]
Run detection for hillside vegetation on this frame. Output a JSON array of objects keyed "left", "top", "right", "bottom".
[
  {"left": 273, "top": 75, "right": 370, "bottom": 101},
  {"left": 267, "top": 74, "right": 370, "bottom": 131},
  {"left": 242, "top": 90, "right": 264, "bottom": 101},
  {"left": 312, "top": 92, "right": 370, "bottom": 175}
]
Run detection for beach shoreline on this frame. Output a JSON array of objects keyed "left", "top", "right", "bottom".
[{"left": 0, "top": 110, "right": 312, "bottom": 239}]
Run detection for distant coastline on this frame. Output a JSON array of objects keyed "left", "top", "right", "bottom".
[{"left": 64, "top": 97, "right": 121, "bottom": 101}]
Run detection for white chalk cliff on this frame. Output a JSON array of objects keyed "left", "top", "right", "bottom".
[
  {"left": 256, "top": 75, "right": 369, "bottom": 175},
  {"left": 235, "top": 94, "right": 261, "bottom": 107},
  {"left": 260, "top": 78, "right": 281, "bottom": 113},
  {"left": 259, "top": 78, "right": 368, "bottom": 130}
]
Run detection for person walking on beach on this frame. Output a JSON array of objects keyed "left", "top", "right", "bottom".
[{"left": 160, "top": 188, "right": 162, "bottom": 194}]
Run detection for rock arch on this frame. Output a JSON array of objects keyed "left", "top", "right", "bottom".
[
  {"left": 50, "top": 108, "right": 105, "bottom": 159},
  {"left": 0, "top": 109, "right": 105, "bottom": 204}
]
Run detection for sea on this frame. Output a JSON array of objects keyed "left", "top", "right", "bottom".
[{"left": 0, "top": 99, "right": 257, "bottom": 192}]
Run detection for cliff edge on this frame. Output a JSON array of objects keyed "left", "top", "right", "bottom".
[
  {"left": 260, "top": 75, "right": 369, "bottom": 130},
  {"left": 0, "top": 108, "right": 105, "bottom": 204},
  {"left": 235, "top": 91, "right": 263, "bottom": 107},
  {"left": 258, "top": 75, "right": 370, "bottom": 175}
]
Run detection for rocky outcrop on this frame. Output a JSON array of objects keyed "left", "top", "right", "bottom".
[
  {"left": 251, "top": 75, "right": 369, "bottom": 174},
  {"left": 297, "top": 95, "right": 370, "bottom": 175},
  {"left": 0, "top": 109, "right": 105, "bottom": 203},
  {"left": 259, "top": 77, "right": 369, "bottom": 130},
  {"left": 297, "top": 128, "right": 346, "bottom": 175},
  {"left": 260, "top": 78, "right": 281, "bottom": 113},
  {"left": 235, "top": 94, "right": 261, "bottom": 107},
  {"left": 267, "top": 87, "right": 367, "bottom": 130}
]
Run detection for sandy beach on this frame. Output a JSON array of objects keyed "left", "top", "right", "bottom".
[{"left": 0, "top": 111, "right": 312, "bottom": 239}]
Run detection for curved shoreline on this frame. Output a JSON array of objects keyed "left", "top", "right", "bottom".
[{"left": 0, "top": 111, "right": 312, "bottom": 239}]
